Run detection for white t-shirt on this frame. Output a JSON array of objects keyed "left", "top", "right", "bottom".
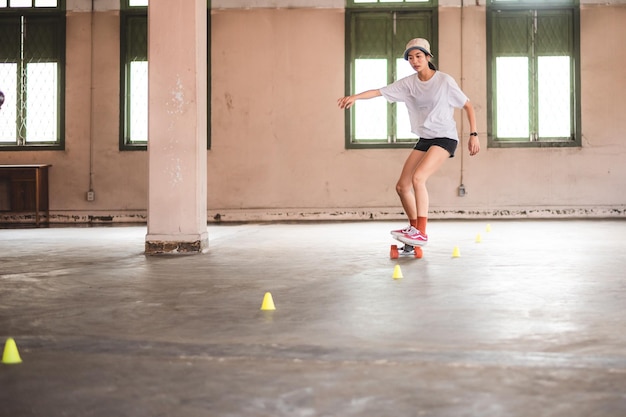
[{"left": 380, "top": 71, "right": 468, "bottom": 141}]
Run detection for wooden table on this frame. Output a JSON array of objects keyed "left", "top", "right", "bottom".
[{"left": 0, "top": 164, "right": 51, "bottom": 226}]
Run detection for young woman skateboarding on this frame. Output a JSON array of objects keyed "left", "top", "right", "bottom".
[{"left": 338, "top": 38, "right": 480, "bottom": 247}]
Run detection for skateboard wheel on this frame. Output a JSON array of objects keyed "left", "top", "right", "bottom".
[
  {"left": 390, "top": 244, "right": 399, "bottom": 259},
  {"left": 414, "top": 247, "right": 423, "bottom": 259}
]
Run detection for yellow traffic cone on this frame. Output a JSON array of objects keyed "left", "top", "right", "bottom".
[
  {"left": 2, "top": 338, "right": 22, "bottom": 364},
  {"left": 486, "top": 224, "right": 492, "bottom": 233},
  {"left": 452, "top": 246, "right": 461, "bottom": 258},
  {"left": 260, "top": 292, "right": 276, "bottom": 311},
  {"left": 392, "top": 264, "right": 403, "bottom": 279},
  {"left": 475, "top": 233, "right": 482, "bottom": 243}
]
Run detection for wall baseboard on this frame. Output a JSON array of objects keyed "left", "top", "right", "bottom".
[{"left": 2, "top": 206, "right": 625, "bottom": 225}]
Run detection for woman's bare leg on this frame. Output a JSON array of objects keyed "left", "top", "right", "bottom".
[
  {"left": 395, "top": 150, "right": 426, "bottom": 221},
  {"left": 396, "top": 146, "right": 450, "bottom": 232},
  {"left": 412, "top": 146, "right": 450, "bottom": 217}
]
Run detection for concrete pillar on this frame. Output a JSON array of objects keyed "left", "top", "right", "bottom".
[{"left": 145, "top": 0, "right": 208, "bottom": 254}]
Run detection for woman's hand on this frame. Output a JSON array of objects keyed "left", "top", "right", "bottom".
[
  {"left": 337, "top": 96, "right": 356, "bottom": 110},
  {"left": 337, "top": 90, "right": 382, "bottom": 110},
  {"left": 468, "top": 135, "right": 480, "bottom": 156}
]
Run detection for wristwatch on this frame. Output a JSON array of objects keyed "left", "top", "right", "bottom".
[{"left": 470, "top": 132, "right": 478, "bottom": 136}]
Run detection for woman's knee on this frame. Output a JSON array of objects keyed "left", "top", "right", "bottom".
[
  {"left": 412, "top": 171, "right": 427, "bottom": 188},
  {"left": 396, "top": 180, "right": 411, "bottom": 195}
]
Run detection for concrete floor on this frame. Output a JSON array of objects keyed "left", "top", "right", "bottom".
[{"left": 1, "top": 220, "right": 625, "bottom": 417}]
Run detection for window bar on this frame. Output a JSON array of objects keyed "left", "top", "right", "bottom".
[
  {"left": 18, "top": 16, "right": 27, "bottom": 144},
  {"left": 530, "top": 10, "right": 538, "bottom": 142}
]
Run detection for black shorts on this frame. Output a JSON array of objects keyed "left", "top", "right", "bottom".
[{"left": 413, "top": 137, "right": 458, "bottom": 158}]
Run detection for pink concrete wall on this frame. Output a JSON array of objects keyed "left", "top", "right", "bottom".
[
  {"left": 208, "top": 5, "right": 626, "bottom": 220},
  {"left": 209, "top": 9, "right": 404, "bottom": 215},
  {"left": 1, "top": 4, "right": 625, "bottom": 223}
]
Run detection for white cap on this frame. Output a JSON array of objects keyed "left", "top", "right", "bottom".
[{"left": 403, "top": 38, "right": 433, "bottom": 60}]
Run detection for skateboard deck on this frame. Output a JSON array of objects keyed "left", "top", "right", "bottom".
[{"left": 390, "top": 236, "right": 423, "bottom": 259}]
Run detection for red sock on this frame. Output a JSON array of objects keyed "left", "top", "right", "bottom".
[
  {"left": 417, "top": 216, "right": 427, "bottom": 235},
  {"left": 410, "top": 219, "right": 418, "bottom": 229}
]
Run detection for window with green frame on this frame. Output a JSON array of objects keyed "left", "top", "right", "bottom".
[
  {"left": 487, "top": 0, "right": 580, "bottom": 147},
  {"left": 345, "top": 1, "right": 436, "bottom": 148},
  {"left": 120, "top": 1, "right": 148, "bottom": 149},
  {"left": 0, "top": 0, "right": 65, "bottom": 150},
  {"left": 120, "top": 0, "right": 211, "bottom": 150}
]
